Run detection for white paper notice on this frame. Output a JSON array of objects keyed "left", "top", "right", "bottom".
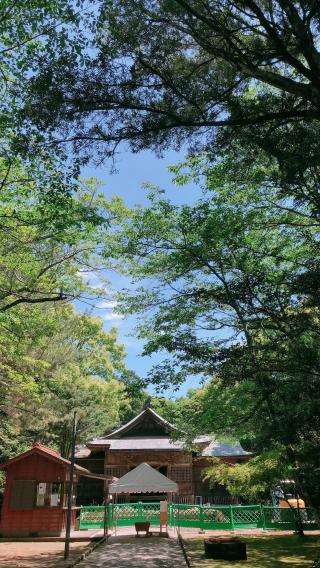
[
  {"left": 50, "top": 493, "right": 59, "bottom": 507},
  {"left": 38, "top": 483, "right": 46, "bottom": 495},
  {"left": 36, "top": 494, "right": 45, "bottom": 507}
]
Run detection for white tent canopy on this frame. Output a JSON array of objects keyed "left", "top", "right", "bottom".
[{"left": 109, "top": 462, "right": 178, "bottom": 494}]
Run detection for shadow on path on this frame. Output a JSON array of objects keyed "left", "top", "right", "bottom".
[{"left": 80, "top": 535, "right": 187, "bottom": 568}]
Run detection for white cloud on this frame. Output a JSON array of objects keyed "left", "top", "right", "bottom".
[
  {"left": 77, "top": 270, "right": 98, "bottom": 284},
  {"left": 91, "top": 283, "right": 110, "bottom": 292},
  {"left": 102, "top": 312, "right": 124, "bottom": 321},
  {"left": 77, "top": 271, "right": 110, "bottom": 292},
  {"left": 78, "top": 270, "right": 94, "bottom": 278},
  {"left": 98, "top": 300, "right": 118, "bottom": 309}
]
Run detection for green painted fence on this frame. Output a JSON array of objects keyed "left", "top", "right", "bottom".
[
  {"left": 79, "top": 505, "right": 112, "bottom": 529},
  {"left": 79, "top": 503, "right": 320, "bottom": 532},
  {"left": 79, "top": 502, "right": 161, "bottom": 530},
  {"left": 170, "top": 504, "right": 264, "bottom": 530},
  {"left": 263, "top": 506, "right": 320, "bottom": 531},
  {"left": 113, "top": 502, "right": 161, "bottom": 527}
]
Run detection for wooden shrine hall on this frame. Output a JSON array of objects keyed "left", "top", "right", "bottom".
[{"left": 75, "top": 407, "right": 252, "bottom": 505}]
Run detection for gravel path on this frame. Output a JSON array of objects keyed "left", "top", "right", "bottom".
[{"left": 79, "top": 535, "right": 187, "bottom": 568}]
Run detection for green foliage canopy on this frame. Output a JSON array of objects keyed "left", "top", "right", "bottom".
[
  {"left": 0, "top": 0, "right": 92, "bottom": 164},
  {"left": 0, "top": 157, "right": 110, "bottom": 311},
  {"left": 0, "top": 158, "right": 141, "bottom": 463},
  {"left": 21, "top": 0, "right": 320, "bottom": 190},
  {"left": 0, "top": 301, "right": 129, "bottom": 460},
  {"left": 103, "top": 155, "right": 320, "bottom": 504}
]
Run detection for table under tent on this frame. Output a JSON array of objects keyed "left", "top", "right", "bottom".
[{"left": 108, "top": 463, "right": 178, "bottom": 532}]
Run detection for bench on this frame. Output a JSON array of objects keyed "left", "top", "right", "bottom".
[{"left": 135, "top": 522, "right": 151, "bottom": 537}]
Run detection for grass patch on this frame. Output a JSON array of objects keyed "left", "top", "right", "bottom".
[{"left": 183, "top": 535, "right": 320, "bottom": 567}]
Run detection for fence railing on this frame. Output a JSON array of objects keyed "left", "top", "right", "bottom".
[
  {"left": 113, "top": 502, "right": 161, "bottom": 526},
  {"left": 79, "top": 503, "right": 320, "bottom": 532},
  {"left": 170, "top": 504, "right": 264, "bottom": 530},
  {"left": 79, "top": 505, "right": 110, "bottom": 530},
  {"left": 263, "top": 506, "right": 319, "bottom": 531}
]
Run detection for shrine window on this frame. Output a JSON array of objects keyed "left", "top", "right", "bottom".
[
  {"left": 35, "top": 481, "right": 62, "bottom": 507},
  {"left": 170, "top": 467, "right": 192, "bottom": 482},
  {"left": 9, "top": 480, "right": 37, "bottom": 510},
  {"left": 105, "top": 466, "right": 128, "bottom": 478}
]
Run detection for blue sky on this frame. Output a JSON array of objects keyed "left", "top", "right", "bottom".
[{"left": 80, "top": 149, "right": 202, "bottom": 398}]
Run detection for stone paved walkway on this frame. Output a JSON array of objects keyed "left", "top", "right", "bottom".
[{"left": 79, "top": 535, "right": 187, "bottom": 567}]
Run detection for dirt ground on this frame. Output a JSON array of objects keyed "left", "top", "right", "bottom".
[{"left": 0, "top": 541, "right": 92, "bottom": 567}]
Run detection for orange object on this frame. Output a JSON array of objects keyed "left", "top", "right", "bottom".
[
  {"left": 279, "top": 498, "right": 305, "bottom": 508},
  {"left": 160, "top": 510, "right": 168, "bottom": 532}
]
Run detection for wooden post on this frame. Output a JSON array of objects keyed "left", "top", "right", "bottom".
[
  {"left": 104, "top": 496, "right": 110, "bottom": 538},
  {"left": 64, "top": 411, "right": 77, "bottom": 560}
]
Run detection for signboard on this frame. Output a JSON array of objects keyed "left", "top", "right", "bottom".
[
  {"left": 160, "top": 500, "right": 167, "bottom": 512},
  {"left": 160, "top": 501, "right": 168, "bottom": 531}
]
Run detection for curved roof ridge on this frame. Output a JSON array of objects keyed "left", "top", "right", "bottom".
[{"left": 103, "top": 407, "right": 176, "bottom": 439}]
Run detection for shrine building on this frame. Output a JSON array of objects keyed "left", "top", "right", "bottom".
[{"left": 75, "top": 407, "right": 251, "bottom": 505}]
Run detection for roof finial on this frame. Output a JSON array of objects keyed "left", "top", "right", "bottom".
[{"left": 143, "top": 397, "right": 152, "bottom": 410}]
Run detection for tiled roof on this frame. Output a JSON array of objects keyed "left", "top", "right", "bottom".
[
  {"left": 202, "top": 440, "right": 252, "bottom": 457},
  {"left": 75, "top": 445, "right": 92, "bottom": 458},
  {"left": 88, "top": 437, "right": 184, "bottom": 451},
  {"left": 79, "top": 436, "right": 252, "bottom": 457},
  {"left": 193, "top": 435, "right": 212, "bottom": 444}
]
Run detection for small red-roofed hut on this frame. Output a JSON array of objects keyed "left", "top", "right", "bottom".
[{"left": 0, "top": 443, "right": 90, "bottom": 537}]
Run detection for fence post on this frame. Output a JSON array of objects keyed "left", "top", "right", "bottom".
[
  {"left": 262, "top": 506, "right": 267, "bottom": 530},
  {"left": 259, "top": 504, "right": 264, "bottom": 529},
  {"left": 230, "top": 506, "right": 235, "bottom": 530},
  {"left": 79, "top": 506, "right": 82, "bottom": 530},
  {"left": 138, "top": 501, "right": 142, "bottom": 522},
  {"left": 199, "top": 505, "right": 205, "bottom": 533},
  {"left": 108, "top": 502, "right": 112, "bottom": 528}
]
